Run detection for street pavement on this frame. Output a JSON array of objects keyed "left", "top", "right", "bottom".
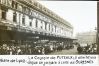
[{"left": 48, "top": 45, "right": 78, "bottom": 55}]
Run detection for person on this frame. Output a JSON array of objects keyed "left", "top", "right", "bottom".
[
  {"left": 9, "top": 48, "right": 13, "bottom": 55},
  {"left": 91, "top": 43, "right": 97, "bottom": 54},
  {"left": 42, "top": 47, "right": 45, "bottom": 55},
  {"left": 77, "top": 44, "right": 83, "bottom": 54},
  {"left": 17, "top": 47, "right": 22, "bottom": 55},
  {"left": 85, "top": 44, "right": 90, "bottom": 54}
]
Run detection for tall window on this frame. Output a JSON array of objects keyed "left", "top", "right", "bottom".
[
  {"left": 45, "top": 22, "right": 47, "bottom": 30},
  {"left": 13, "top": 12, "right": 17, "bottom": 22},
  {"left": 22, "top": 15, "right": 25, "bottom": 26},
  {"left": 15, "top": 2, "right": 18, "bottom": 9},
  {"left": 12, "top": 1, "right": 17, "bottom": 9},
  {"left": 12, "top": 1, "right": 15, "bottom": 8},
  {"left": 29, "top": 17, "right": 32, "bottom": 27},
  {"left": 2, "top": 10, "right": 6, "bottom": 20},
  {"left": 55, "top": 26, "right": 56, "bottom": 32},
  {"left": 19, "top": 14, "right": 21, "bottom": 26},
  {"left": 51, "top": 25, "right": 53, "bottom": 32},
  {"left": 35, "top": 19, "right": 38, "bottom": 28},
  {"left": 41, "top": 21, "right": 43, "bottom": 29},
  {"left": 29, "top": 22, "right": 32, "bottom": 27},
  {"left": 49, "top": 24, "right": 50, "bottom": 31}
]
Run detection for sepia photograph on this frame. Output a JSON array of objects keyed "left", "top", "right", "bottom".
[{"left": 0, "top": 0, "right": 98, "bottom": 55}]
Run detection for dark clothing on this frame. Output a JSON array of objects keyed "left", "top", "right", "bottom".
[{"left": 77, "top": 46, "right": 83, "bottom": 53}]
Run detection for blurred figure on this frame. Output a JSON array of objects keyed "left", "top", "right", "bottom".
[
  {"left": 85, "top": 44, "right": 90, "bottom": 54},
  {"left": 77, "top": 44, "right": 83, "bottom": 54},
  {"left": 42, "top": 47, "right": 45, "bottom": 55},
  {"left": 17, "top": 47, "right": 22, "bottom": 55},
  {"left": 90, "top": 43, "right": 97, "bottom": 54}
]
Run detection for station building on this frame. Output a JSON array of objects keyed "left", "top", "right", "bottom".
[{"left": 0, "top": 0, "right": 73, "bottom": 47}]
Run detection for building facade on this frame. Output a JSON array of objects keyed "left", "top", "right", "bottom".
[
  {"left": 0, "top": 0, "right": 73, "bottom": 46},
  {"left": 76, "top": 31, "right": 96, "bottom": 45}
]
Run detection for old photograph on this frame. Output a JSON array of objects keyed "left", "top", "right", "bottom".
[{"left": 0, "top": 0, "right": 97, "bottom": 55}]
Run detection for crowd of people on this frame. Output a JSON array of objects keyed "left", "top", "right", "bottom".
[
  {"left": 77, "top": 43, "right": 97, "bottom": 54},
  {"left": 0, "top": 42, "right": 97, "bottom": 55},
  {"left": 0, "top": 42, "right": 74, "bottom": 55}
]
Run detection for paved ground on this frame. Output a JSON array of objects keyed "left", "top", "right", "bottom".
[{"left": 48, "top": 45, "right": 78, "bottom": 55}]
